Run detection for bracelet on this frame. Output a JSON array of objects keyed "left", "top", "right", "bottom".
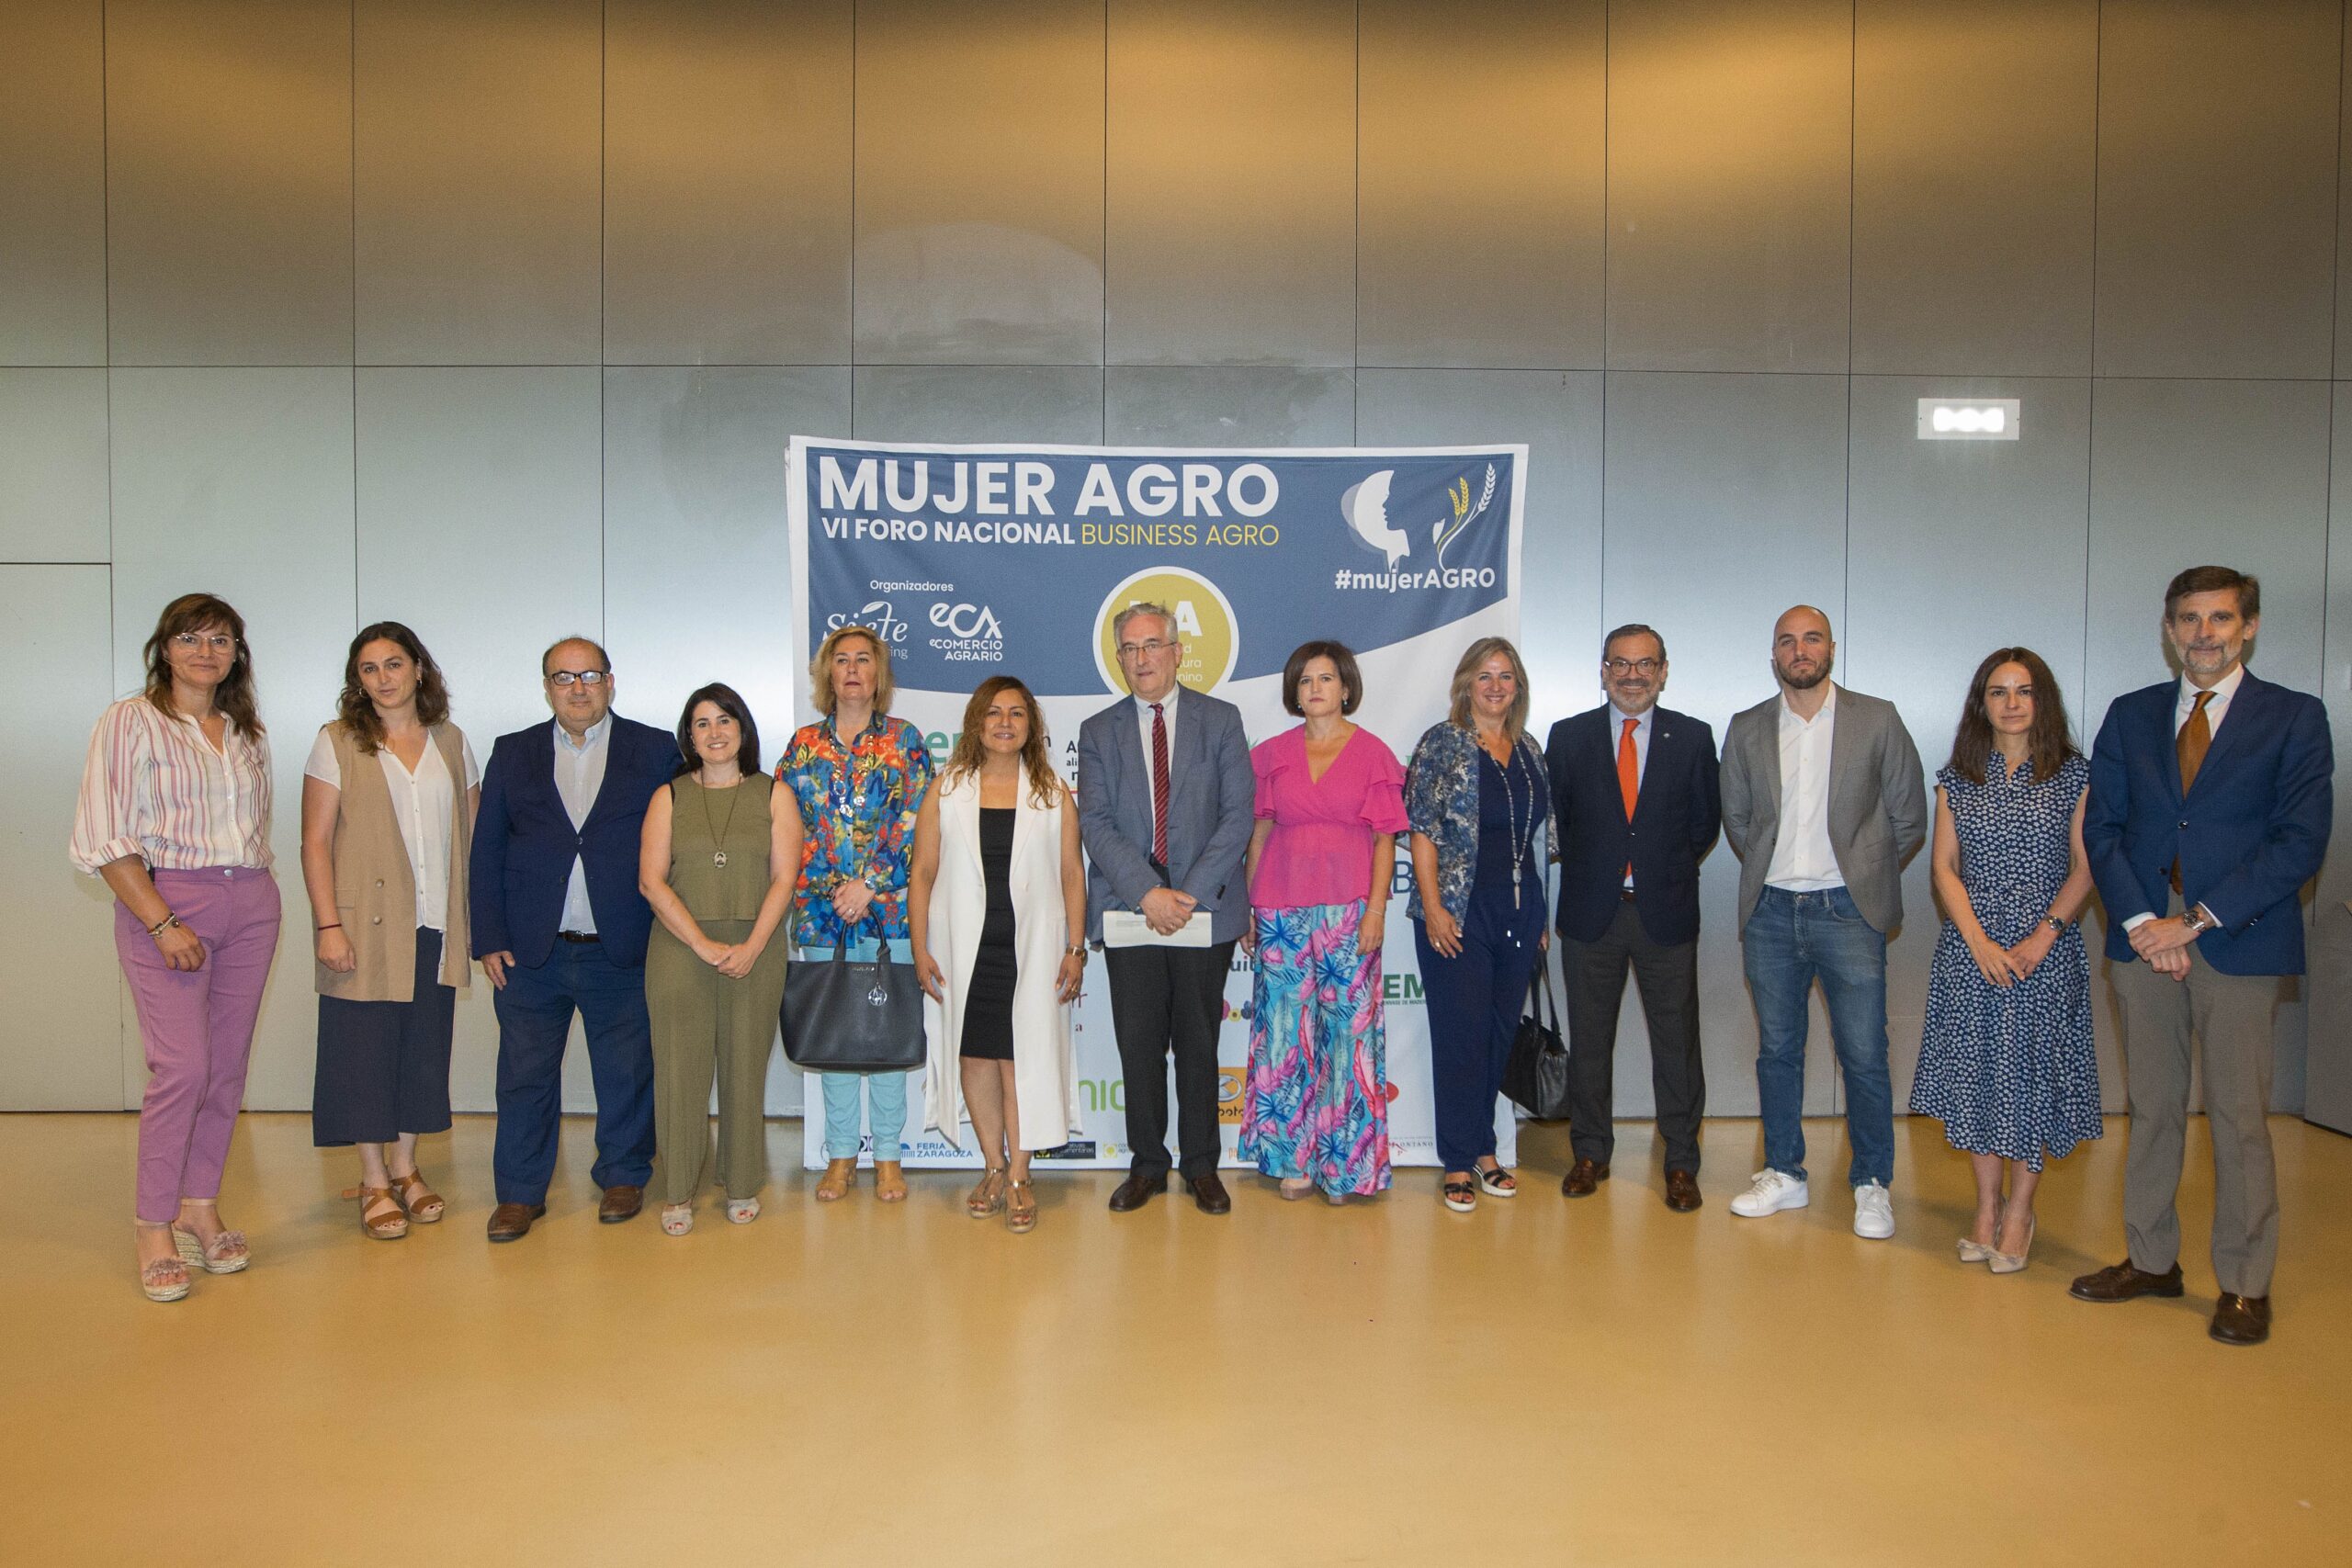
[
  {"left": 147, "top": 912, "right": 180, "bottom": 938},
  {"left": 1065, "top": 942, "right": 1087, "bottom": 958},
  {"left": 317, "top": 922, "right": 343, "bottom": 932}
]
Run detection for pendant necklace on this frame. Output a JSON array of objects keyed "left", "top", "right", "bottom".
[
  {"left": 701, "top": 776, "right": 744, "bottom": 869},
  {"left": 1499, "top": 739, "right": 1529, "bottom": 911}
]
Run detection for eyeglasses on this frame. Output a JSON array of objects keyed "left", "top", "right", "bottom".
[
  {"left": 171, "top": 632, "right": 237, "bottom": 654},
  {"left": 1603, "top": 658, "right": 1662, "bottom": 677},
  {"left": 1117, "top": 639, "right": 1175, "bottom": 660},
  {"left": 547, "top": 670, "right": 609, "bottom": 687}
]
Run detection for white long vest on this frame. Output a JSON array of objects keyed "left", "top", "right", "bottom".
[{"left": 922, "top": 769, "right": 1083, "bottom": 1149}]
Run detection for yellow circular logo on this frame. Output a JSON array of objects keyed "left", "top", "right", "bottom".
[{"left": 1093, "top": 567, "right": 1239, "bottom": 696}]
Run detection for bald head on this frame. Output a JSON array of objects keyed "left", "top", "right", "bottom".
[{"left": 1771, "top": 605, "right": 1834, "bottom": 693}]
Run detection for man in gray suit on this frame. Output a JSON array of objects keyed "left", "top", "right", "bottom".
[
  {"left": 1719, "top": 605, "right": 1928, "bottom": 1239},
  {"left": 1077, "top": 603, "right": 1256, "bottom": 1214}
]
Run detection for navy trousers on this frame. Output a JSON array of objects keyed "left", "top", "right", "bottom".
[
  {"left": 491, "top": 938, "right": 657, "bottom": 1205},
  {"left": 1416, "top": 887, "right": 1544, "bottom": 1173}
]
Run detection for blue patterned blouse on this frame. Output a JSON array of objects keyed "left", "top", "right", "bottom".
[{"left": 1403, "top": 720, "right": 1553, "bottom": 923}]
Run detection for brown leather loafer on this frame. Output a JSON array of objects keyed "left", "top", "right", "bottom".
[
  {"left": 2210, "top": 1292, "right": 2271, "bottom": 1346},
  {"left": 1560, "top": 1157, "right": 1609, "bottom": 1198},
  {"left": 485, "top": 1201, "right": 546, "bottom": 1243},
  {"left": 2067, "top": 1258, "right": 2185, "bottom": 1303},
  {"left": 598, "top": 1185, "right": 645, "bottom": 1224},
  {"left": 1187, "top": 1173, "right": 1232, "bottom": 1215},
  {"left": 1664, "top": 1168, "right": 1702, "bottom": 1212},
  {"left": 1107, "top": 1171, "right": 1166, "bottom": 1213}
]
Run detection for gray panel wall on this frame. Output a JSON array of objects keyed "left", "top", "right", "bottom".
[{"left": 6, "top": 4, "right": 2347, "bottom": 1133}]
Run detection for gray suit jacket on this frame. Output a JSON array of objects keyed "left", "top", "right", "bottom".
[
  {"left": 1077, "top": 689, "right": 1256, "bottom": 945},
  {"left": 1718, "top": 683, "right": 1928, "bottom": 936}
]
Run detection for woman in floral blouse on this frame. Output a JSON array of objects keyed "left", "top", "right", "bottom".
[{"left": 775, "top": 626, "right": 935, "bottom": 1202}]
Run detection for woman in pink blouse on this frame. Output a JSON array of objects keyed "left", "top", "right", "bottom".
[
  {"left": 71, "top": 593, "right": 282, "bottom": 1302},
  {"left": 1240, "top": 641, "right": 1409, "bottom": 1202},
  {"left": 72, "top": 587, "right": 284, "bottom": 1297}
]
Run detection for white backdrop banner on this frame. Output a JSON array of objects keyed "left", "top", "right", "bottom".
[{"left": 786, "top": 436, "right": 1530, "bottom": 1171}]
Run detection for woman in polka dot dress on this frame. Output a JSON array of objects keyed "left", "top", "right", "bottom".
[{"left": 1910, "top": 647, "right": 2101, "bottom": 1275}]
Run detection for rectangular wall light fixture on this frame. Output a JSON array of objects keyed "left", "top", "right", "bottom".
[{"left": 1917, "top": 397, "right": 2020, "bottom": 440}]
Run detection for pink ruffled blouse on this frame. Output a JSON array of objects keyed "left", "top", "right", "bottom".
[{"left": 1247, "top": 724, "right": 1410, "bottom": 908}]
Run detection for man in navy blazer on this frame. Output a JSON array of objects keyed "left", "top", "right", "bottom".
[
  {"left": 1077, "top": 603, "right": 1255, "bottom": 1215},
  {"left": 469, "top": 636, "right": 678, "bottom": 1241},
  {"left": 1544, "top": 625, "right": 1720, "bottom": 1213},
  {"left": 2072, "top": 567, "right": 2333, "bottom": 1345}
]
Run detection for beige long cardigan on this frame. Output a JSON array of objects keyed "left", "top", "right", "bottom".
[{"left": 315, "top": 720, "right": 472, "bottom": 1002}]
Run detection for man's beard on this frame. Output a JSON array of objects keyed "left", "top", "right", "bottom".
[{"left": 1778, "top": 655, "right": 1833, "bottom": 692}]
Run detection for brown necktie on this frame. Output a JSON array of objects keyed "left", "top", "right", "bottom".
[{"left": 2170, "top": 690, "right": 2213, "bottom": 893}]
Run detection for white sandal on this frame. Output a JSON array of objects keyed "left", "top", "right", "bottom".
[
  {"left": 725, "top": 1197, "right": 761, "bottom": 1224},
  {"left": 661, "top": 1202, "right": 694, "bottom": 1236}
]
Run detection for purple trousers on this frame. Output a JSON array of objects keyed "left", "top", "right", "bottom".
[{"left": 115, "top": 867, "right": 281, "bottom": 1224}]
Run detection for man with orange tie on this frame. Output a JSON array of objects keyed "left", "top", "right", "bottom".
[
  {"left": 1544, "top": 626, "right": 1720, "bottom": 1212},
  {"left": 2074, "top": 566, "right": 2333, "bottom": 1346}
]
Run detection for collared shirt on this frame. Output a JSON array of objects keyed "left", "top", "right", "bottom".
[
  {"left": 1610, "top": 704, "right": 1654, "bottom": 889},
  {"left": 553, "top": 713, "right": 612, "bottom": 933},
  {"left": 775, "top": 712, "right": 936, "bottom": 946},
  {"left": 1133, "top": 684, "right": 1181, "bottom": 848},
  {"left": 71, "top": 696, "right": 274, "bottom": 874},
  {"left": 1765, "top": 682, "right": 1844, "bottom": 891},
  {"left": 302, "top": 727, "right": 481, "bottom": 931},
  {"left": 2176, "top": 661, "right": 2245, "bottom": 738}
]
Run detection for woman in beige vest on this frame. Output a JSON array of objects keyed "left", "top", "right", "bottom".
[
  {"left": 639, "top": 682, "right": 795, "bottom": 1235},
  {"left": 300, "top": 623, "right": 478, "bottom": 1240}
]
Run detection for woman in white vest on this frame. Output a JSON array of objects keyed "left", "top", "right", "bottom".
[
  {"left": 299, "top": 622, "right": 478, "bottom": 1240},
  {"left": 909, "top": 676, "right": 1087, "bottom": 1234}
]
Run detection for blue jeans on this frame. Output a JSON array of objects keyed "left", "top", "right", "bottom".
[
  {"left": 799, "top": 936, "right": 910, "bottom": 1162},
  {"left": 1742, "top": 886, "right": 1894, "bottom": 1189}
]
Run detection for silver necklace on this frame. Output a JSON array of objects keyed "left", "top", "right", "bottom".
[
  {"left": 1491, "top": 737, "right": 1530, "bottom": 909},
  {"left": 700, "top": 776, "right": 744, "bottom": 869}
]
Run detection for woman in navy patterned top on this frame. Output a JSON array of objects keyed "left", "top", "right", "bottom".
[{"left": 1910, "top": 648, "right": 2100, "bottom": 1274}]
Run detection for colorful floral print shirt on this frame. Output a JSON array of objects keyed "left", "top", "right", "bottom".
[{"left": 774, "top": 713, "right": 935, "bottom": 946}]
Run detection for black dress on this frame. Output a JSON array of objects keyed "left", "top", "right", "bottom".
[{"left": 960, "top": 807, "right": 1018, "bottom": 1060}]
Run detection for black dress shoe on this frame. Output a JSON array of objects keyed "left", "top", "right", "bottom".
[
  {"left": 1187, "top": 1173, "right": 1232, "bottom": 1215},
  {"left": 1108, "top": 1171, "right": 1167, "bottom": 1213},
  {"left": 2210, "top": 1292, "right": 2271, "bottom": 1346},
  {"left": 2067, "top": 1258, "right": 2185, "bottom": 1303}
]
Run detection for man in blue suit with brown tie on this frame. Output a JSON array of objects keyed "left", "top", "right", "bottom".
[
  {"left": 2072, "top": 567, "right": 2333, "bottom": 1345},
  {"left": 1544, "top": 625, "right": 1720, "bottom": 1212}
]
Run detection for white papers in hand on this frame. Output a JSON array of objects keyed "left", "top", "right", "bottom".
[{"left": 1101, "top": 909, "right": 1213, "bottom": 949}]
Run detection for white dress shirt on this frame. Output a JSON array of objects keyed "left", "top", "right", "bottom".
[
  {"left": 302, "top": 728, "right": 481, "bottom": 931},
  {"left": 2121, "top": 661, "right": 2247, "bottom": 931},
  {"left": 553, "top": 714, "right": 612, "bottom": 933},
  {"left": 1765, "top": 682, "right": 1844, "bottom": 891},
  {"left": 71, "top": 697, "right": 274, "bottom": 874},
  {"left": 1133, "top": 684, "right": 1180, "bottom": 855},
  {"left": 1610, "top": 704, "right": 1654, "bottom": 889}
]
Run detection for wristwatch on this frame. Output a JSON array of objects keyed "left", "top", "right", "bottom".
[
  {"left": 2043, "top": 916, "right": 2070, "bottom": 934},
  {"left": 2180, "top": 905, "right": 2218, "bottom": 937}
]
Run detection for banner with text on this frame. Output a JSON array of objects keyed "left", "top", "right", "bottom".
[{"left": 787, "top": 435, "right": 1530, "bottom": 1171}]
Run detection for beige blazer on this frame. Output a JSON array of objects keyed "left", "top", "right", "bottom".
[{"left": 316, "top": 721, "right": 473, "bottom": 1002}]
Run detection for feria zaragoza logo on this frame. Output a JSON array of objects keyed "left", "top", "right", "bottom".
[{"left": 1337, "top": 463, "right": 1498, "bottom": 592}]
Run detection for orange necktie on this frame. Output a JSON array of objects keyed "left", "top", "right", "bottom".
[
  {"left": 2170, "top": 691, "right": 2212, "bottom": 894},
  {"left": 1618, "top": 716, "right": 1640, "bottom": 880}
]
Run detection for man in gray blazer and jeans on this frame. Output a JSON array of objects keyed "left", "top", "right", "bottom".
[
  {"left": 1719, "top": 605, "right": 1928, "bottom": 1238},
  {"left": 1078, "top": 603, "right": 1256, "bottom": 1214}
]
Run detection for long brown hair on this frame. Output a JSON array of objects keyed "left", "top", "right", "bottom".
[
  {"left": 337, "top": 621, "right": 451, "bottom": 754},
  {"left": 1947, "top": 647, "right": 2077, "bottom": 785},
  {"left": 142, "top": 592, "right": 264, "bottom": 738},
  {"left": 1446, "top": 636, "right": 1531, "bottom": 741},
  {"left": 940, "top": 676, "right": 1060, "bottom": 808}
]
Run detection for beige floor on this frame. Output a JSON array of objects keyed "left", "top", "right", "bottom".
[{"left": 5, "top": 1111, "right": 2347, "bottom": 1567}]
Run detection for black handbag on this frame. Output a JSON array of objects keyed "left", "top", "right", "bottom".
[
  {"left": 1501, "top": 956, "right": 1573, "bottom": 1121},
  {"left": 779, "top": 924, "right": 926, "bottom": 1075}
]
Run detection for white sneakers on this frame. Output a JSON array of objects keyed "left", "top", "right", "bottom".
[
  {"left": 1729, "top": 1169, "right": 1809, "bottom": 1217},
  {"left": 1852, "top": 1180, "right": 1895, "bottom": 1240},
  {"left": 1727, "top": 1169, "right": 1895, "bottom": 1239}
]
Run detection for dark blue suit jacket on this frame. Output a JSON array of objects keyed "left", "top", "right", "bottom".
[
  {"left": 469, "top": 715, "right": 678, "bottom": 970},
  {"left": 2085, "top": 670, "right": 2333, "bottom": 976},
  {"left": 1544, "top": 705, "right": 1721, "bottom": 946}
]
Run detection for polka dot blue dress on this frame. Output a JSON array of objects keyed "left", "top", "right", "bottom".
[{"left": 1909, "top": 752, "right": 2102, "bottom": 1171}]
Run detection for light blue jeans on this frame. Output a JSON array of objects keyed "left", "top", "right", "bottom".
[
  {"left": 800, "top": 935, "right": 910, "bottom": 1162},
  {"left": 1742, "top": 885, "right": 1895, "bottom": 1189}
]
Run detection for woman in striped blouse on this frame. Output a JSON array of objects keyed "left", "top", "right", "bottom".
[{"left": 71, "top": 593, "right": 282, "bottom": 1303}]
